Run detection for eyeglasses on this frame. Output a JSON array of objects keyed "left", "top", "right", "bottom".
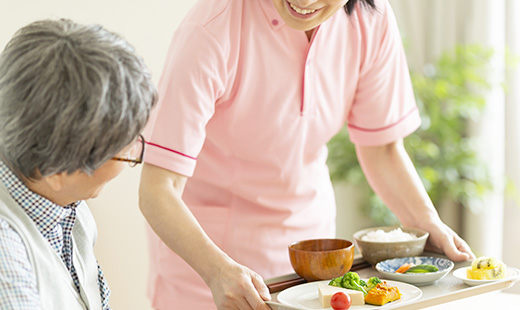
[{"left": 112, "top": 134, "right": 145, "bottom": 167}]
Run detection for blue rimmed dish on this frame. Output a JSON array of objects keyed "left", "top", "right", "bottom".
[{"left": 375, "top": 256, "right": 454, "bottom": 286}]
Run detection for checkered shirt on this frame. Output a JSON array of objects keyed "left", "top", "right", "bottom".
[{"left": 0, "top": 161, "right": 111, "bottom": 309}]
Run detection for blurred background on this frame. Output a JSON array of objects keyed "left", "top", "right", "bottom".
[{"left": 0, "top": 0, "right": 519, "bottom": 309}]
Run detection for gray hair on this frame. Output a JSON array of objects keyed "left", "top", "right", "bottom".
[{"left": 0, "top": 19, "right": 157, "bottom": 179}]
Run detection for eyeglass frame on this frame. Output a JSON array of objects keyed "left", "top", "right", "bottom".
[{"left": 111, "top": 134, "right": 145, "bottom": 167}]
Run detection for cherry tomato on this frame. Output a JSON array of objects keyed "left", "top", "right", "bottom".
[{"left": 330, "top": 292, "right": 351, "bottom": 310}]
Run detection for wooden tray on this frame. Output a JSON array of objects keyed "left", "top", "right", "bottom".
[{"left": 265, "top": 254, "right": 519, "bottom": 310}]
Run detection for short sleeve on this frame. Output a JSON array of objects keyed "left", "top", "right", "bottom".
[
  {"left": 0, "top": 219, "right": 40, "bottom": 309},
  {"left": 143, "top": 23, "right": 227, "bottom": 177},
  {"left": 347, "top": 0, "right": 421, "bottom": 146}
]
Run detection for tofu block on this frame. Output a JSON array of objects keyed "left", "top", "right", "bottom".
[{"left": 317, "top": 283, "right": 364, "bottom": 307}]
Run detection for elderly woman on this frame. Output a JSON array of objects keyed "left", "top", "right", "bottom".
[{"left": 0, "top": 19, "right": 156, "bottom": 309}]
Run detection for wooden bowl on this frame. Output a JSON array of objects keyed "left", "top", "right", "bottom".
[{"left": 288, "top": 239, "right": 355, "bottom": 282}]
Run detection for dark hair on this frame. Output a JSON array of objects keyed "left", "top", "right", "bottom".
[{"left": 344, "top": 0, "right": 376, "bottom": 15}]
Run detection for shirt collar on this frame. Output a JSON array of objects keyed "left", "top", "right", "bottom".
[
  {"left": 0, "top": 160, "right": 79, "bottom": 238},
  {"left": 258, "top": 0, "right": 286, "bottom": 31}
]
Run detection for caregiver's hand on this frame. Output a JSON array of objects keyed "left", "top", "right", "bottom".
[
  {"left": 206, "top": 257, "right": 272, "bottom": 310},
  {"left": 416, "top": 217, "right": 475, "bottom": 262}
]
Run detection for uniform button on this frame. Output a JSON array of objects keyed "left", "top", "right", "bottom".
[{"left": 272, "top": 19, "right": 279, "bottom": 26}]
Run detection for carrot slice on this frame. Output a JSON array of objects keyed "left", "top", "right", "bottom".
[{"left": 395, "top": 263, "right": 413, "bottom": 273}]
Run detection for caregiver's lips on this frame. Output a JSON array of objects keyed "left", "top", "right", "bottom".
[{"left": 286, "top": 1, "right": 321, "bottom": 18}]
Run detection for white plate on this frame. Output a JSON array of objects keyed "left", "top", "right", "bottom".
[
  {"left": 453, "top": 266, "right": 520, "bottom": 286},
  {"left": 277, "top": 280, "right": 422, "bottom": 310}
]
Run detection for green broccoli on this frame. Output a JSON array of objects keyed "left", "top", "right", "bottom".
[
  {"left": 339, "top": 272, "right": 367, "bottom": 295},
  {"left": 328, "top": 272, "right": 381, "bottom": 296},
  {"left": 364, "top": 276, "right": 382, "bottom": 292},
  {"left": 328, "top": 276, "right": 343, "bottom": 288}
]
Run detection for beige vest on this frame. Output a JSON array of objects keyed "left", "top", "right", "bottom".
[{"left": 0, "top": 183, "right": 103, "bottom": 310}]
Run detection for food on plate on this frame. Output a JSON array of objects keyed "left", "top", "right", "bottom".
[
  {"left": 322, "top": 274, "right": 403, "bottom": 307},
  {"left": 364, "top": 281, "right": 402, "bottom": 306},
  {"left": 395, "top": 262, "right": 413, "bottom": 273},
  {"left": 466, "top": 256, "right": 506, "bottom": 280},
  {"left": 330, "top": 292, "right": 352, "bottom": 310},
  {"left": 328, "top": 271, "right": 381, "bottom": 295},
  {"left": 364, "top": 276, "right": 383, "bottom": 291},
  {"left": 318, "top": 283, "right": 364, "bottom": 307},
  {"left": 329, "top": 271, "right": 367, "bottom": 294},
  {"left": 403, "top": 264, "right": 439, "bottom": 274},
  {"left": 360, "top": 227, "right": 417, "bottom": 242}
]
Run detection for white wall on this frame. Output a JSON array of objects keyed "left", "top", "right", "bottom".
[
  {"left": 503, "top": 0, "right": 520, "bottom": 295},
  {"left": 0, "top": 1, "right": 195, "bottom": 309}
]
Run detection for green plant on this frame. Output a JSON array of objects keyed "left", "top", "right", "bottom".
[{"left": 327, "top": 44, "right": 496, "bottom": 225}]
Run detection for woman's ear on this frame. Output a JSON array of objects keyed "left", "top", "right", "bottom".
[{"left": 42, "top": 173, "right": 66, "bottom": 192}]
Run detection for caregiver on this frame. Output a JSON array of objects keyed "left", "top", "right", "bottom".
[{"left": 139, "top": 0, "right": 475, "bottom": 309}]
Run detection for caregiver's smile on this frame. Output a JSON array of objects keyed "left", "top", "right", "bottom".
[
  {"left": 288, "top": 2, "right": 319, "bottom": 15},
  {"left": 272, "top": 0, "right": 349, "bottom": 32}
]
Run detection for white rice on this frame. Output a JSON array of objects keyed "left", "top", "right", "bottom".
[{"left": 361, "top": 228, "right": 417, "bottom": 242}]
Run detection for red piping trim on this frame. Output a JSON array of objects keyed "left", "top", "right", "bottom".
[
  {"left": 347, "top": 107, "right": 419, "bottom": 132},
  {"left": 146, "top": 141, "right": 197, "bottom": 160}
]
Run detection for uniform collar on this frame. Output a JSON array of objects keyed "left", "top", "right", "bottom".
[{"left": 259, "top": 0, "right": 286, "bottom": 31}]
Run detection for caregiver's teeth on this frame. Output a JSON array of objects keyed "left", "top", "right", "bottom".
[{"left": 289, "top": 3, "right": 317, "bottom": 14}]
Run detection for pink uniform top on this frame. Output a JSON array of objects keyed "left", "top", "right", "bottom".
[{"left": 144, "top": 0, "right": 420, "bottom": 308}]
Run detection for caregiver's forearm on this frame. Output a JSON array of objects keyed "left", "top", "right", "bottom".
[
  {"left": 354, "top": 140, "right": 440, "bottom": 227},
  {"left": 138, "top": 163, "right": 232, "bottom": 282}
]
